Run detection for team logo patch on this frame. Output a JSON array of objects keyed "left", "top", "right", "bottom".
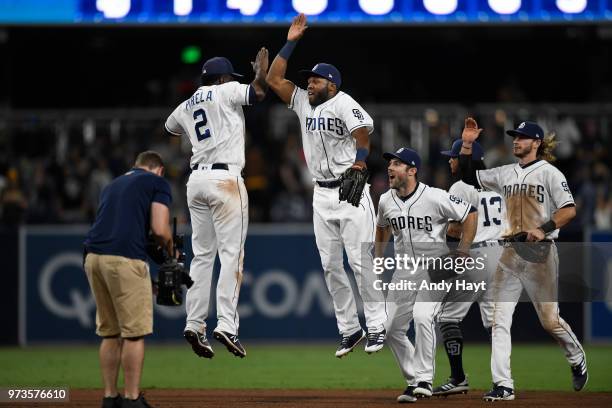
[
  {"left": 352, "top": 109, "right": 364, "bottom": 121},
  {"left": 445, "top": 340, "right": 462, "bottom": 356},
  {"left": 518, "top": 122, "right": 526, "bottom": 129}
]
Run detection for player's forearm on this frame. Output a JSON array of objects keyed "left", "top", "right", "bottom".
[
  {"left": 457, "top": 212, "right": 477, "bottom": 252},
  {"left": 251, "top": 70, "right": 268, "bottom": 101},
  {"left": 550, "top": 205, "right": 576, "bottom": 230},
  {"left": 352, "top": 127, "right": 370, "bottom": 168},
  {"left": 375, "top": 226, "right": 391, "bottom": 258},
  {"left": 266, "top": 45, "right": 292, "bottom": 86},
  {"left": 458, "top": 154, "right": 480, "bottom": 188},
  {"left": 447, "top": 222, "right": 463, "bottom": 239}
]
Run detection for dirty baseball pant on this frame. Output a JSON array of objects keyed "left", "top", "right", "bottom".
[
  {"left": 490, "top": 243, "right": 585, "bottom": 389},
  {"left": 412, "top": 244, "right": 498, "bottom": 385},
  {"left": 185, "top": 166, "right": 248, "bottom": 336},
  {"left": 312, "top": 184, "right": 387, "bottom": 335}
]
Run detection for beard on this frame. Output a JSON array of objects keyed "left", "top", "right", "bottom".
[
  {"left": 390, "top": 176, "right": 406, "bottom": 190},
  {"left": 513, "top": 143, "right": 533, "bottom": 158},
  {"left": 308, "top": 87, "right": 329, "bottom": 106}
]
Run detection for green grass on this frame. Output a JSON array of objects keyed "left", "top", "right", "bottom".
[{"left": 0, "top": 344, "right": 610, "bottom": 391}]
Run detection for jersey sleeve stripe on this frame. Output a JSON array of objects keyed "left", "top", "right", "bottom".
[
  {"left": 459, "top": 202, "right": 471, "bottom": 223},
  {"left": 244, "top": 84, "right": 250, "bottom": 106},
  {"left": 288, "top": 86, "right": 298, "bottom": 109},
  {"left": 558, "top": 199, "right": 575, "bottom": 208},
  {"left": 164, "top": 123, "right": 183, "bottom": 136},
  {"left": 348, "top": 123, "right": 374, "bottom": 134},
  {"left": 475, "top": 170, "right": 485, "bottom": 190}
]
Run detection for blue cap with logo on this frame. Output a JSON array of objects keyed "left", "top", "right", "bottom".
[
  {"left": 506, "top": 121, "right": 544, "bottom": 140},
  {"left": 299, "top": 63, "right": 342, "bottom": 87},
  {"left": 383, "top": 147, "right": 421, "bottom": 169},
  {"left": 441, "top": 139, "right": 484, "bottom": 160},
  {"left": 201, "top": 56, "right": 243, "bottom": 79}
]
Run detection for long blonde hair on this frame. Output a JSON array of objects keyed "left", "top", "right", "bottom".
[{"left": 537, "top": 132, "right": 558, "bottom": 162}]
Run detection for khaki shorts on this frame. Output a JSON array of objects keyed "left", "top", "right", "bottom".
[{"left": 84, "top": 253, "right": 153, "bottom": 338}]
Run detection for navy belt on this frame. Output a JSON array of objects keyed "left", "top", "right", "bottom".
[
  {"left": 471, "top": 240, "right": 504, "bottom": 249},
  {"left": 316, "top": 179, "right": 342, "bottom": 188},
  {"left": 191, "top": 163, "right": 228, "bottom": 171}
]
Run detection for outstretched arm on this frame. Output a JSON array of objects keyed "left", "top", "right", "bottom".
[
  {"left": 458, "top": 117, "right": 483, "bottom": 188},
  {"left": 250, "top": 47, "right": 269, "bottom": 102},
  {"left": 266, "top": 13, "right": 308, "bottom": 104}
]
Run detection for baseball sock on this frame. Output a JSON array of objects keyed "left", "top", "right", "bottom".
[{"left": 440, "top": 322, "right": 465, "bottom": 382}]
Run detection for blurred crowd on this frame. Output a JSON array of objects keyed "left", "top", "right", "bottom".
[{"left": 0, "top": 109, "right": 610, "bottom": 233}]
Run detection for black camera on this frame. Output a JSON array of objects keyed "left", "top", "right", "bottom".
[{"left": 155, "top": 218, "right": 193, "bottom": 306}]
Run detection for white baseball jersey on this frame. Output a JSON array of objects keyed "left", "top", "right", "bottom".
[
  {"left": 289, "top": 87, "right": 373, "bottom": 181},
  {"left": 165, "top": 82, "right": 252, "bottom": 169},
  {"left": 377, "top": 183, "right": 473, "bottom": 257},
  {"left": 449, "top": 180, "right": 508, "bottom": 243},
  {"left": 476, "top": 160, "right": 574, "bottom": 239}
]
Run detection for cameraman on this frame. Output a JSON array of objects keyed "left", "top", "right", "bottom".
[{"left": 84, "top": 151, "right": 172, "bottom": 408}]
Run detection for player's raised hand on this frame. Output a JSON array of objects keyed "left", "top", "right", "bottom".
[
  {"left": 462, "top": 117, "right": 483, "bottom": 144},
  {"left": 252, "top": 47, "right": 269, "bottom": 74},
  {"left": 288, "top": 13, "right": 308, "bottom": 41}
]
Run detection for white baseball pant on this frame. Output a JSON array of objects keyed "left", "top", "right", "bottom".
[
  {"left": 184, "top": 165, "right": 248, "bottom": 336},
  {"left": 312, "top": 184, "right": 387, "bottom": 335}
]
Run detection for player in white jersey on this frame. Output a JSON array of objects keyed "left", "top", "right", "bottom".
[
  {"left": 374, "top": 147, "right": 479, "bottom": 403},
  {"left": 459, "top": 118, "right": 588, "bottom": 400},
  {"left": 165, "top": 49, "right": 269, "bottom": 359},
  {"left": 432, "top": 139, "right": 507, "bottom": 397},
  {"left": 266, "top": 13, "right": 387, "bottom": 356}
]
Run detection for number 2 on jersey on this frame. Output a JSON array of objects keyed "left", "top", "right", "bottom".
[
  {"left": 481, "top": 196, "right": 502, "bottom": 227},
  {"left": 193, "top": 108, "right": 212, "bottom": 141}
]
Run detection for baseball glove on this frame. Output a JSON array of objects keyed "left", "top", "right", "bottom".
[
  {"left": 506, "top": 232, "right": 551, "bottom": 264},
  {"left": 339, "top": 167, "right": 369, "bottom": 207},
  {"left": 427, "top": 250, "right": 470, "bottom": 283}
]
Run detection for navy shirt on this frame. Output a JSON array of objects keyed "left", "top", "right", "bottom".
[{"left": 84, "top": 168, "right": 172, "bottom": 261}]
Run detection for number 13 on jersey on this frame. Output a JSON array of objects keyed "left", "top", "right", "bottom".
[{"left": 193, "top": 108, "right": 212, "bottom": 141}]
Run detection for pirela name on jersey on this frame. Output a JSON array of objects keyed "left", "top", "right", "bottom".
[
  {"left": 503, "top": 183, "right": 545, "bottom": 203},
  {"left": 305, "top": 117, "right": 345, "bottom": 136},
  {"left": 386, "top": 215, "right": 433, "bottom": 232},
  {"left": 185, "top": 90, "right": 213, "bottom": 110}
]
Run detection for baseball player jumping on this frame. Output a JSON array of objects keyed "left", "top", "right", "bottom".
[
  {"left": 266, "top": 13, "right": 387, "bottom": 357},
  {"left": 458, "top": 117, "right": 588, "bottom": 400},
  {"left": 375, "top": 147, "right": 479, "bottom": 403},
  {"left": 165, "top": 48, "right": 269, "bottom": 359},
  {"left": 432, "top": 139, "right": 507, "bottom": 397}
]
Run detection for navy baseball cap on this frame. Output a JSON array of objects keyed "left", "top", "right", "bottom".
[
  {"left": 299, "top": 63, "right": 342, "bottom": 87},
  {"left": 506, "top": 121, "right": 544, "bottom": 140},
  {"left": 441, "top": 139, "right": 484, "bottom": 161},
  {"left": 383, "top": 147, "right": 421, "bottom": 169},
  {"left": 201, "top": 57, "right": 243, "bottom": 79}
]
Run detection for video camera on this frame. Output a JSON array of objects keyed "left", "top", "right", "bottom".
[{"left": 153, "top": 218, "right": 194, "bottom": 306}]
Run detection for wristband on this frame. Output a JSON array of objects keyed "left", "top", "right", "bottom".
[
  {"left": 279, "top": 40, "right": 297, "bottom": 60},
  {"left": 539, "top": 220, "right": 557, "bottom": 234},
  {"left": 355, "top": 147, "right": 368, "bottom": 162}
]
